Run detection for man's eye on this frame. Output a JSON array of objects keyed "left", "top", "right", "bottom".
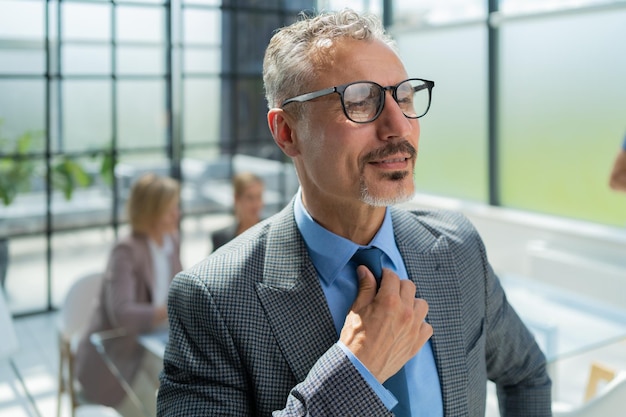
[{"left": 346, "top": 100, "right": 370, "bottom": 110}]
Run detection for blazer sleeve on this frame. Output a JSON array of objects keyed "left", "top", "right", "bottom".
[
  {"left": 274, "top": 345, "right": 394, "bottom": 417},
  {"left": 103, "top": 240, "right": 158, "bottom": 334},
  {"left": 157, "top": 269, "right": 394, "bottom": 417}
]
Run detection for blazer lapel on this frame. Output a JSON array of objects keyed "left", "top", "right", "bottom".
[
  {"left": 255, "top": 203, "right": 338, "bottom": 382},
  {"left": 392, "top": 209, "right": 469, "bottom": 417}
]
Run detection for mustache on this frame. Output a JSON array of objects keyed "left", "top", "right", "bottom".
[{"left": 363, "top": 141, "right": 417, "bottom": 163}]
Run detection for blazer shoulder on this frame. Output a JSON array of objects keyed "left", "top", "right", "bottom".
[
  {"left": 110, "top": 233, "right": 144, "bottom": 256},
  {"left": 183, "top": 205, "right": 299, "bottom": 293},
  {"left": 392, "top": 207, "right": 480, "bottom": 244}
]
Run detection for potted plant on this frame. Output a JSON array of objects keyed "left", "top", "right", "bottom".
[{"left": 0, "top": 120, "right": 94, "bottom": 289}]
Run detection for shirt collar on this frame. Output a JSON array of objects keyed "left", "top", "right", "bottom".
[{"left": 293, "top": 189, "right": 399, "bottom": 285}]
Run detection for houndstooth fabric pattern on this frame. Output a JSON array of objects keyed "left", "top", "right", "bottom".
[{"left": 157, "top": 199, "right": 552, "bottom": 417}]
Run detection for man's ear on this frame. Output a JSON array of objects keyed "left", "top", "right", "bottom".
[{"left": 268, "top": 108, "right": 300, "bottom": 157}]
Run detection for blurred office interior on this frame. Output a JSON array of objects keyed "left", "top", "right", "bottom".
[{"left": 1, "top": 0, "right": 625, "bottom": 416}]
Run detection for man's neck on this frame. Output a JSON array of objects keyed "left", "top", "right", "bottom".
[{"left": 300, "top": 193, "right": 386, "bottom": 246}]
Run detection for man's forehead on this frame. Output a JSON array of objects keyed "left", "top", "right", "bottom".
[{"left": 309, "top": 39, "right": 407, "bottom": 88}]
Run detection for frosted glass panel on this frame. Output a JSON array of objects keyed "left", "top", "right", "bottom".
[
  {"left": 396, "top": 25, "right": 488, "bottom": 202},
  {"left": 500, "top": 9, "right": 626, "bottom": 226},
  {"left": 183, "top": 78, "right": 220, "bottom": 145},
  {"left": 62, "top": 45, "right": 111, "bottom": 74},
  {"left": 120, "top": 0, "right": 164, "bottom": 3},
  {"left": 318, "top": 0, "right": 382, "bottom": 14},
  {"left": 117, "top": 47, "right": 164, "bottom": 75},
  {"left": 393, "top": 0, "right": 485, "bottom": 26},
  {"left": 62, "top": 2, "right": 111, "bottom": 41},
  {"left": 501, "top": 0, "right": 626, "bottom": 14},
  {"left": 184, "top": 48, "right": 221, "bottom": 74},
  {"left": 2, "top": 235, "right": 48, "bottom": 315},
  {"left": 0, "top": 49, "right": 45, "bottom": 75},
  {"left": 0, "top": 80, "right": 45, "bottom": 141},
  {"left": 184, "top": 9, "right": 221, "bottom": 44},
  {"left": 0, "top": 0, "right": 45, "bottom": 40},
  {"left": 117, "top": 6, "right": 164, "bottom": 43},
  {"left": 117, "top": 81, "right": 166, "bottom": 149},
  {"left": 62, "top": 81, "right": 112, "bottom": 152},
  {"left": 184, "top": 0, "right": 220, "bottom": 4}
]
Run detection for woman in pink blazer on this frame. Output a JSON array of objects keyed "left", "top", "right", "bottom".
[{"left": 75, "top": 173, "right": 183, "bottom": 414}]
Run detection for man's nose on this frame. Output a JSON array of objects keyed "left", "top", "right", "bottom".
[{"left": 377, "top": 91, "right": 413, "bottom": 137}]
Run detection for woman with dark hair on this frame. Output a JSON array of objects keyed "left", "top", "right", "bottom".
[{"left": 211, "top": 171, "right": 264, "bottom": 252}]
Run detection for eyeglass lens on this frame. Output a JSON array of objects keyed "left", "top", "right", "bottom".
[{"left": 343, "top": 79, "right": 430, "bottom": 123}]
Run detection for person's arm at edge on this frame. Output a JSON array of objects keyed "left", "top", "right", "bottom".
[{"left": 609, "top": 148, "right": 626, "bottom": 193}]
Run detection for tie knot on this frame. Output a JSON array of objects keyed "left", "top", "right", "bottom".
[{"left": 351, "top": 247, "right": 384, "bottom": 283}]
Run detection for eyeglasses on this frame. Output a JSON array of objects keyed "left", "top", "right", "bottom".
[{"left": 281, "top": 78, "right": 435, "bottom": 124}]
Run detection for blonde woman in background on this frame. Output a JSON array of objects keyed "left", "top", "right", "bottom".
[
  {"left": 75, "top": 173, "right": 182, "bottom": 416},
  {"left": 211, "top": 171, "right": 264, "bottom": 252}
]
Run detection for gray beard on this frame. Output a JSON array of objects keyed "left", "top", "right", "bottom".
[{"left": 359, "top": 172, "right": 415, "bottom": 207}]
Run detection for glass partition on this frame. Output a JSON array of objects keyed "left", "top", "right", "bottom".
[
  {"left": 498, "top": 7, "right": 626, "bottom": 225},
  {"left": 395, "top": 24, "right": 489, "bottom": 202}
]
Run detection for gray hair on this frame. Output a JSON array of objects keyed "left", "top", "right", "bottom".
[{"left": 262, "top": 9, "right": 397, "bottom": 111}]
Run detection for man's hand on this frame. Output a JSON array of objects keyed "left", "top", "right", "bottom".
[{"left": 339, "top": 266, "right": 432, "bottom": 383}]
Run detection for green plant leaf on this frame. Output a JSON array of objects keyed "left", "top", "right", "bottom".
[
  {"left": 52, "top": 157, "right": 92, "bottom": 200},
  {"left": 100, "top": 151, "right": 114, "bottom": 187},
  {"left": 0, "top": 122, "right": 38, "bottom": 206}
]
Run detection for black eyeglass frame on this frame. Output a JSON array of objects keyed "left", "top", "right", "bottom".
[{"left": 281, "top": 78, "right": 435, "bottom": 123}]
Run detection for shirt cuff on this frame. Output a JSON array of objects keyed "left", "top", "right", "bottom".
[{"left": 336, "top": 341, "right": 398, "bottom": 411}]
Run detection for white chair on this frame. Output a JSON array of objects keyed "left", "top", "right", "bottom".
[
  {"left": 57, "top": 272, "right": 120, "bottom": 417},
  {"left": 553, "top": 370, "right": 626, "bottom": 417}
]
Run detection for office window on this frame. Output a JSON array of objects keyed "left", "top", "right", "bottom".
[
  {"left": 1, "top": 0, "right": 315, "bottom": 315},
  {"left": 499, "top": 7, "right": 626, "bottom": 225},
  {"left": 118, "top": 80, "right": 168, "bottom": 149},
  {"left": 394, "top": 1, "right": 489, "bottom": 202},
  {"left": 62, "top": 80, "right": 112, "bottom": 152}
]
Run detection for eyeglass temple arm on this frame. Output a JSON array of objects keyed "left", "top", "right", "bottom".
[
  {"left": 281, "top": 86, "right": 337, "bottom": 106},
  {"left": 413, "top": 80, "right": 435, "bottom": 92}
]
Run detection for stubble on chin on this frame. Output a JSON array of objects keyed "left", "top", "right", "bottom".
[{"left": 359, "top": 170, "right": 416, "bottom": 207}]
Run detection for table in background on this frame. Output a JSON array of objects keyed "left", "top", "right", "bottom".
[
  {"left": 500, "top": 274, "right": 626, "bottom": 364},
  {"left": 91, "top": 329, "right": 162, "bottom": 417}
]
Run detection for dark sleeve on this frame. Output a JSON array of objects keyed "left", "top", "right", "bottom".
[{"left": 211, "top": 225, "right": 235, "bottom": 253}]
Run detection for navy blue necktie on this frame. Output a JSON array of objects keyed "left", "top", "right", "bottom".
[
  {"left": 351, "top": 247, "right": 411, "bottom": 417},
  {"left": 351, "top": 247, "right": 383, "bottom": 288}
]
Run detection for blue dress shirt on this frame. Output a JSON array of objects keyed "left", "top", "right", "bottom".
[{"left": 293, "top": 191, "right": 443, "bottom": 416}]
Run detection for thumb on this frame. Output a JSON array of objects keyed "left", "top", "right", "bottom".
[{"left": 351, "top": 265, "right": 377, "bottom": 311}]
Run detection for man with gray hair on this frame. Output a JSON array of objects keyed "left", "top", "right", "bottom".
[{"left": 158, "top": 9, "right": 551, "bottom": 417}]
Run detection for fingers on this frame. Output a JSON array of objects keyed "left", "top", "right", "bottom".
[
  {"left": 377, "top": 267, "right": 416, "bottom": 300},
  {"left": 413, "top": 298, "right": 433, "bottom": 347},
  {"left": 341, "top": 267, "right": 432, "bottom": 382},
  {"left": 413, "top": 297, "right": 429, "bottom": 321},
  {"left": 350, "top": 265, "right": 378, "bottom": 312}
]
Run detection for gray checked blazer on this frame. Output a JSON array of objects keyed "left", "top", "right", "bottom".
[{"left": 157, "top": 200, "right": 552, "bottom": 417}]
